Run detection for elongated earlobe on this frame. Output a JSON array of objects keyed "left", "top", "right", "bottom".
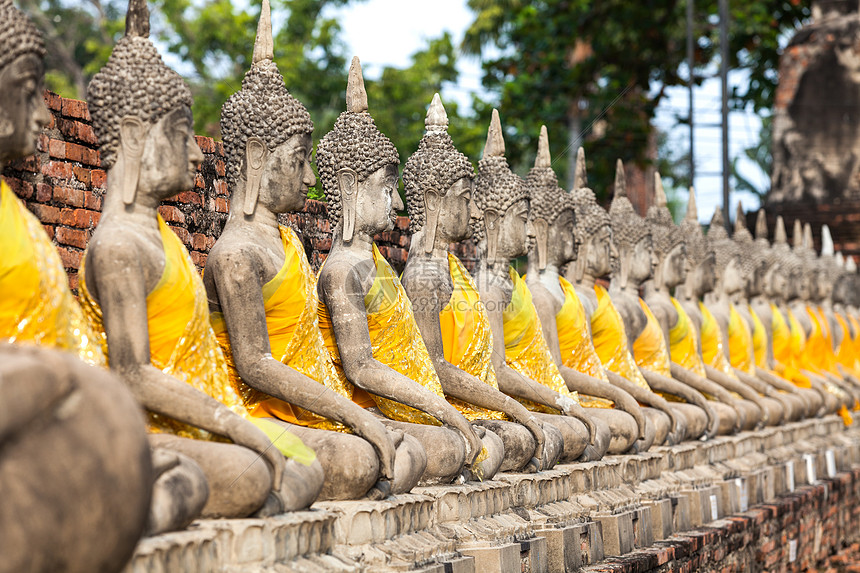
[
  {"left": 338, "top": 168, "right": 358, "bottom": 242},
  {"left": 119, "top": 116, "right": 147, "bottom": 205},
  {"left": 485, "top": 209, "right": 500, "bottom": 261},
  {"left": 533, "top": 218, "right": 548, "bottom": 270},
  {"left": 424, "top": 190, "right": 441, "bottom": 254},
  {"left": 244, "top": 137, "right": 268, "bottom": 216}
]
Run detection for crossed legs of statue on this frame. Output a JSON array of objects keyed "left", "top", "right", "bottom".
[
  {"left": 149, "top": 434, "right": 324, "bottom": 517},
  {"left": 531, "top": 412, "right": 611, "bottom": 463},
  {"left": 670, "top": 403, "right": 710, "bottom": 440},
  {"left": 584, "top": 408, "right": 640, "bottom": 454},
  {"left": 473, "top": 419, "right": 564, "bottom": 472},
  {"left": 641, "top": 407, "right": 671, "bottom": 447}
]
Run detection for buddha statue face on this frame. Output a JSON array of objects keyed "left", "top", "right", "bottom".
[
  {"left": 127, "top": 105, "right": 202, "bottom": 202},
  {"left": 662, "top": 242, "right": 688, "bottom": 289},
  {"left": 436, "top": 176, "right": 475, "bottom": 243},
  {"left": 340, "top": 163, "right": 402, "bottom": 236},
  {"left": 629, "top": 236, "right": 656, "bottom": 285},
  {"left": 492, "top": 198, "right": 531, "bottom": 261},
  {"left": 763, "top": 263, "right": 784, "bottom": 299},
  {"left": 722, "top": 256, "right": 745, "bottom": 295},
  {"left": 583, "top": 224, "right": 616, "bottom": 279},
  {"left": 255, "top": 133, "right": 314, "bottom": 214},
  {"left": 747, "top": 259, "right": 768, "bottom": 298},
  {"left": 0, "top": 53, "right": 49, "bottom": 163},
  {"left": 688, "top": 252, "right": 716, "bottom": 297},
  {"left": 544, "top": 208, "right": 577, "bottom": 268}
]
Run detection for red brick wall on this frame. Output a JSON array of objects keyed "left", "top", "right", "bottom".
[{"left": 2, "top": 91, "right": 477, "bottom": 290}]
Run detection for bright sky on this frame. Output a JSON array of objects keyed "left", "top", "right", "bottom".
[{"left": 330, "top": 0, "right": 769, "bottom": 223}]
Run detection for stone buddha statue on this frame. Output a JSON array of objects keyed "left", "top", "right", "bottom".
[
  {"left": 315, "top": 58, "right": 492, "bottom": 484},
  {"left": 522, "top": 127, "right": 646, "bottom": 454},
  {"left": 469, "top": 110, "right": 609, "bottom": 463},
  {"left": 0, "top": 2, "right": 153, "bottom": 568},
  {"left": 401, "top": 95, "right": 562, "bottom": 473},
  {"left": 819, "top": 228, "right": 860, "bottom": 392},
  {"left": 565, "top": 152, "right": 682, "bottom": 447},
  {"left": 642, "top": 179, "right": 760, "bottom": 432},
  {"left": 830, "top": 250, "right": 860, "bottom": 381},
  {"left": 204, "top": 1, "right": 423, "bottom": 501},
  {"left": 605, "top": 161, "right": 717, "bottom": 439},
  {"left": 82, "top": 0, "right": 324, "bottom": 521}
]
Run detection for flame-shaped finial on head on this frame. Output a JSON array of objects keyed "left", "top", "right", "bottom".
[
  {"left": 535, "top": 125, "right": 551, "bottom": 169},
  {"left": 252, "top": 0, "right": 274, "bottom": 64},
  {"left": 425, "top": 93, "right": 448, "bottom": 133},
  {"left": 483, "top": 109, "right": 505, "bottom": 159},
  {"left": 836, "top": 252, "right": 845, "bottom": 267},
  {"left": 803, "top": 222, "right": 813, "bottom": 250},
  {"left": 653, "top": 172, "right": 667, "bottom": 208},
  {"left": 710, "top": 206, "right": 725, "bottom": 228},
  {"left": 792, "top": 219, "right": 803, "bottom": 248},
  {"left": 613, "top": 159, "right": 626, "bottom": 198},
  {"left": 847, "top": 256, "right": 857, "bottom": 273},
  {"left": 775, "top": 216, "right": 788, "bottom": 245},
  {"left": 346, "top": 56, "right": 368, "bottom": 114},
  {"left": 755, "top": 209, "right": 768, "bottom": 241},
  {"left": 685, "top": 186, "right": 698, "bottom": 222},
  {"left": 707, "top": 206, "right": 729, "bottom": 240},
  {"left": 574, "top": 147, "right": 588, "bottom": 190},
  {"left": 822, "top": 224, "right": 835, "bottom": 257},
  {"left": 734, "top": 202, "right": 747, "bottom": 233},
  {"left": 126, "top": 0, "right": 151, "bottom": 37}
]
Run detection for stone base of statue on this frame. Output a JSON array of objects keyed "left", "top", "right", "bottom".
[{"left": 122, "top": 416, "right": 860, "bottom": 573}]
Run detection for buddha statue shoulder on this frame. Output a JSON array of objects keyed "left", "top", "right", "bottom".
[
  {"left": 606, "top": 161, "right": 716, "bottom": 440},
  {"left": 204, "top": 1, "right": 419, "bottom": 501},
  {"left": 522, "top": 127, "right": 645, "bottom": 454},
  {"left": 400, "top": 94, "right": 560, "bottom": 473},
  {"left": 468, "top": 109, "right": 608, "bottom": 463},
  {"left": 0, "top": 2, "right": 153, "bottom": 567},
  {"left": 82, "top": 0, "right": 322, "bottom": 522},
  {"left": 315, "top": 58, "right": 487, "bottom": 484}
]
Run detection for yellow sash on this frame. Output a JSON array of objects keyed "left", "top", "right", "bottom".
[
  {"left": 0, "top": 181, "right": 104, "bottom": 365},
  {"left": 632, "top": 298, "right": 672, "bottom": 378},
  {"left": 80, "top": 216, "right": 242, "bottom": 439},
  {"left": 728, "top": 303, "right": 755, "bottom": 375},
  {"left": 835, "top": 314, "right": 860, "bottom": 375},
  {"left": 438, "top": 254, "right": 506, "bottom": 421},
  {"left": 211, "top": 226, "right": 350, "bottom": 432},
  {"left": 699, "top": 302, "right": 736, "bottom": 378},
  {"left": 668, "top": 297, "right": 706, "bottom": 377},
  {"left": 555, "top": 277, "right": 612, "bottom": 408},
  {"left": 749, "top": 306, "right": 768, "bottom": 368},
  {"left": 591, "top": 285, "right": 651, "bottom": 390},
  {"left": 849, "top": 314, "right": 860, "bottom": 367},
  {"left": 317, "top": 244, "right": 445, "bottom": 425},
  {"left": 805, "top": 306, "right": 838, "bottom": 375},
  {"left": 503, "top": 269, "right": 579, "bottom": 413}
]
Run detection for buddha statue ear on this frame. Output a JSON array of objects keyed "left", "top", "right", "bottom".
[
  {"left": 118, "top": 116, "right": 148, "bottom": 205},
  {"left": 244, "top": 137, "right": 268, "bottom": 216},
  {"left": 484, "top": 208, "right": 500, "bottom": 261},
  {"left": 338, "top": 167, "right": 358, "bottom": 242},
  {"left": 533, "top": 217, "right": 549, "bottom": 270},
  {"left": 423, "top": 189, "right": 442, "bottom": 254},
  {"left": 617, "top": 244, "right": 630, "bottom": 287}
]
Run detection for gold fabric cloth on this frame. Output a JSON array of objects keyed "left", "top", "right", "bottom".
[
  {"left": 727, "top": 303, "right": 755, "bottom": 375},
  {"left": 749, "top": 305, "right": 768, "bottom": 368},
  {"left": 0, "top": 181, "right": 104, "bottom": 365},
  {"left": 632, "top": 298, "right": 672, "bottom": 378},
  {"left": 591, "top": 285, "right": 651, "bottom": 390},
  {"left": 668, "top": 297, "right": 706, "bottom": 378},
  {"left": 699, "top": 302, "right": 737, "bottom": 379}
]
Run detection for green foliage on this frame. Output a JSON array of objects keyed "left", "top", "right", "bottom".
[{"left": 732, "top": 116, "right": 773, "bottom": 200}]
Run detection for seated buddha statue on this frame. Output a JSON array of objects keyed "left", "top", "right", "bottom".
[
  {"left": 401, "top": 95, "right": 562, "bottom": 473},
  {"left": 469, "top": 110, "right": 609, "bottom": 463},
  {"left": 204, "top": 2, "right": 423, "bottom": 501},
  {"left": 315, "top": 58, "right": 490, "bottom": 484},
  {"left": 81, "top": 0, "right": 324, "bottom": 520},
  {"left": 564, "top": 152, "right": 682, "bottom": 446},
  {"left": 830, "top": 251, "right": 860, "bottom": 384},
  {"left": 605, "top": 161, "right": 718, "bottom": 439},
  {"left": 0, "top": 2, "right": 153, "bottom": 567},
  {"left": 643, "top": 185, "right": 764, "bottom": 432},
  {"left": 521, "top": 128, "right": 645, "bottom": 454}
]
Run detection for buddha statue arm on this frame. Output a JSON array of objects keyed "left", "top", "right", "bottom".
[
  {"left": 405, "top": 283, "right": 547, "bottom": 467},
  {"left": 640, "top": 368, "right": 719, "bottom": 437},
  {"left": 703, "top": 365, "right": 772, "bottom": 421},
  {"left": 209, "top": 252, "right": 396, "bottom": 482},
  {"left": 88, "top": 241, "right": 285, "bottom": 488},
  {"left": 669, "top": 363, "right": 748, "bottom": 430},
  {"left": 318, "top": 264, "right": 483, "bottom": 465},
  {"left": 754, "top": 367, "right": 799, "bottom": 393},
  {"left": 604, "top": 370, "right": 685, "bottom": 440}
]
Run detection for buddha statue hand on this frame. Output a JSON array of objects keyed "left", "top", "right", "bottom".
[
  {"left": 559, "top": 399, "right": 597, "bottom": 444},
  {"left": 222, "top": 409, "right": 286, "bottom": 491}
]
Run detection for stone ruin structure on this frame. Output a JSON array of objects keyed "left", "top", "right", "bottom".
[
  {"left": 6, "top": 1, "right": 860, "bottom": 572},
  {"left": 769, "top": 0, "right": 860, "bottom": 258}
]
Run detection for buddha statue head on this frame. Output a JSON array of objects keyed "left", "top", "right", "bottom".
[
  {"left": 732, "top": 203, "right": 767, "bottom": 298},
  {"left": 756, "top": 210, "right": 784, "bottom": 300},
  {"left": 679, "top": 187, "right": 716, "bottom": 298},
  {"left": 769, "top": 216, "right": 799, "bottom": 302},
  {"left": 402, "top": 93, "right": 475, "bottom": 250},
  {"left": 707, "top": 207, "right": 744, "bottom": 297},
  {"left": 525, "top": 126, "right": 577, "bottom": 270},
  {"left": 316, "top": 57, "right": 401, "bottom": 243},
  {"left": 790, "top": 220, "right": 816, "bottom": 301},
  {"left": 88, "top": 0, "right": 198, "bottom": 206},
  {"left": 0, "top": 0, "right": 48, "bottom": 166},
  {"left": 609, "top": 159, "right": 654, "bottom": 288},
  {"left": 220, "top": 0, "right": 315, "bottom": 218},
  {"left": 471, "top": 109, "right": 530, "bottom": 264},
  {"left": 645, "top": 172, "right": 686, "bottom": 290},
  {"left": 831, "top": 253, "right": 853, "bottom": 307},
  {"left": 571, "top": 150, "right": 614, "bottom": 281}
]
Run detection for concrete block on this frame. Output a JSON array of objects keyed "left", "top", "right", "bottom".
[
  {"left": 641, "top": 498, "right": 673, "bottom": 541},
  {"left": 520, "top": 537, "right": 548, "bottom": 573},
  {"left": 442, "top": 556, "right": 475, "bottom": 573},
  {"left": 632, "top": 506, "right": 654, "bottom": 548},
  {"left": 670, "top": 493, "right": 692, "bottom": 532},
  {"left": 718, "top": 479, "right": 740, "bottom": 515},
  {"left": 459, "top": 543, "right": 521, "bottom": 573},
  {"left": 534, "top": 526, "right": 580, "bottom": 573},
  {"left": 594, "top": 511, "right": 634, "bottom": 556},
  {"left": 681, "top": 489, "right": 703, "bottom": 527}
]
